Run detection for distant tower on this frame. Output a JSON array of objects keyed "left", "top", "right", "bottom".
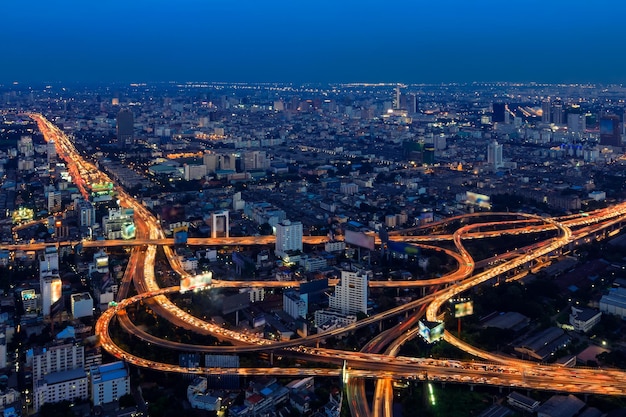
[
  {"left": 487, "top": 140, "right": 503, "bottom": 170},
  {"left": 116, "top": 108, "right": 134, "bottom": 146},
  {"left": 492, "top": 103, "right": 506, "bottom": 123},
  {"left": 211, "top": 210, "right": 229, "bottom": 238},
  {"left": 600, "top": 114, "right": 621, "bottom": 146},
  {"left": 47, "top": 139, "right": 57, "bottom": 164},
  {"left": 552, "top": 103, "right": 564, "bottom": 125},
  {"left": 541, "top": 100, "right": 551, "bottom": 123},
  {"left": 395, "top": 85, "right": 401, "bottom": 110}
]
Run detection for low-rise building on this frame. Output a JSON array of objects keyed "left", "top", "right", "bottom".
[
  {"left": 569, "top": 306, "right": 601, "bottom": 333},
  {"left": 600, "top": 287, "right": 626, "bottom": 319},
  {"left": 90, "top": 361, "right": 130, "bottom": 406}
]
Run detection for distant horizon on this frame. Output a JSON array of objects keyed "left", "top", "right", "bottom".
[{"left": 2, "top": 79, "right": 625, "bottom": 88}]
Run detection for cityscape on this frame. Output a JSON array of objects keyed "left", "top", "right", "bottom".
[
  {"left": 4, "top": 2, "right": 626, "bottom": 417},
  {"left": 0, "top": 80, "right": 626, "bottom": 417}
]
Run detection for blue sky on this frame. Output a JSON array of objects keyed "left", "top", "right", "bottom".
[{"left": 2, "top": 0, "right": 626, "bottom": 84}]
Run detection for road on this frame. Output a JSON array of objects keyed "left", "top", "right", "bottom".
[{"left": 30, "top": 113, "right": 626, "bottom": 416}]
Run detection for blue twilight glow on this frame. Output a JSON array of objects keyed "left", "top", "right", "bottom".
[{"left": 2, "top": 0, "right": 626, "bottom": 84}]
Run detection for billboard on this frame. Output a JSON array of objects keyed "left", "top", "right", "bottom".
[
  {"left": 21, "top": 289, "right": 36, "bottom": 301},
  {"left": 174, "top": 230, "right": 188, "bottom": 245},
  {"left": 180, "top": 272, "right": 212, "bottom": 293},
  {"left": 387, "top": 241, "right": 420, "bottom": 255},
  {"left": 95, "top": 256, "right": 109, "bottom": 268},
  {"left": 466, "top": 192, "right": 491, "bottom": 209},
  {"left": 418, "top": 320, "right": 444, "bottom": 344},
  {"left": 344, "top": 229, "right": 375, "bottom": 251},
  {"left": 453, "top": 300, "right": 474, "bottom": 318}
]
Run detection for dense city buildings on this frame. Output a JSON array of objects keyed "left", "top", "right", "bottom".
[{"left": 3, "top": 81, "right": 626, "bottom": 416}]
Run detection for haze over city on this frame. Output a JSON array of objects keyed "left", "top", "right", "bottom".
[{"left": 3, "top": 0, "right": 626, "bottom": 84}]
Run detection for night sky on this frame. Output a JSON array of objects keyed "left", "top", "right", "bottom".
[{"left": 2, "top": 0, "right": 626, "bottom": 84}]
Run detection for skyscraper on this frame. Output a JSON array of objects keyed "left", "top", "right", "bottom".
[
  {"left": 116, "top": 108, "right": 134, "bottom": 146},
  {"left": 552, "top": 103, "right": 564, "bottom": 125},
  {"left": 541, "top": 100, "right": 551, "bottom": 123},
  {"left": 600, "top": 114, "right": 621, "bottom": 146},
  {"left": 487, "top": 140, "right": 503, "bottom": 170},
  {"left": 328, "top": 269, "right": 369, "bottom": 315}
]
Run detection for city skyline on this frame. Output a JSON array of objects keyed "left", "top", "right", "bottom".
[{"left": 3, "top": 0, "right": 626, "bottom": 85}]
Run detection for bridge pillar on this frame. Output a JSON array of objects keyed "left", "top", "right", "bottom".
[
  {"left": 270, "top": 352, "right": 273, "bottom": 366},
  {"left": 470, "top": 385, "right": 474, "bottom": 391}
]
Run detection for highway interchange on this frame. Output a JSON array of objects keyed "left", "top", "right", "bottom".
[{"left": 25, "top": 113, "right": 626, "bottom": 415}]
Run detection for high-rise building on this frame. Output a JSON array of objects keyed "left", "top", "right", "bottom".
[
  {"left": 552, "top": 103, "right": 564, "bottom": 125},
  {"left": 492, "top": 103, "right": 506, "bottom": 123},
  {"left": 275, "top": 220, "right": 303, "bottom": 258},
  {"left": 116, "top": 108, "right": 134, "bottom": 146},
  {"left": 395, "top": 85, "right": 401, "bottom": 110},
  {"left": 328, "top": 269, "right": 369, "bottom": 315},
  {"left": 48, "top": 190, "right": 62, "bottom": 212},
  {"left": 407, "top": 93, "right": 418, "bottom": 114},
  {"left": 487, "top": 140, "right": 504, "bottom": 170},
  {"left": 243, "top": 151, "right": 269, "bottom": 171},
  {"left": 90, "top": 361, "right": 130, "bottom": 406},
  {"left": 600, "top": 114, "right": 621, "bottom": 146},
  {"left": 39, "top": 247, "right": 59, "bottom": 278},
  {"left": 567, "top": 113, "right": 586, "bottom": 133},
  {"left": 40, "top": 275, "right": 62, "bottom": 317},
  {"left": 203, "top": 153, "right": 219, "bottom": 173},
  {"left": 47, "top": 139, "right": 57, "bottom": 164},
  {"left": 77, "top": 200, "right": 96, "bottom": 228},
  {"left": 211, "top": 210, "right": 229, "bottom": 238},
  {"left": 541, "top": 100, "right": 551, "bottom": 123}
]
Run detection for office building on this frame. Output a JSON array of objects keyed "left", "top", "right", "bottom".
[
  {"left": 275, "top": 219, "right": 303, "bottom": 258},
  {"left": 487, "top": 140, "right": 503, "bottom": 170},
  {"left": 90, "top": 361, "right": 130, "bottom": 406},
  {"left": 116, "top": 108, "right": 134, "bottom": 146},
  {"left": 328, "top": 269, "right": 369, "bottom": 315}
]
